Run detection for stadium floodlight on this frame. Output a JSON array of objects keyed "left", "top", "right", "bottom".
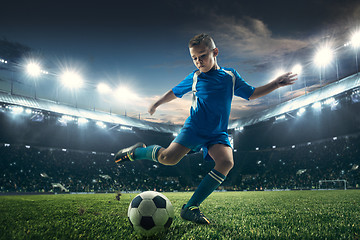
[
  {"left": 314, "top": 46, "right": 333, "bottom": 67},
  {"left": 116, "top": 86, "right": 130, "bottom": 98},
  {"left": 275, "top": 114, "right": 286, "bottom": 121},
  {"left": 97, "top": 83, "right": 111, "bottom": 94},
  {"left": 291, "top": 64, "right": 302, "bottom": 75},
  {"left": 61, "top": 115, "right": 75, "bottom": 122},
  {"left": 11, "top": 106, "right": 24, "bottom": 114},
  {"left": 116, "top": 86, "right": 139, "bottom": 103},
  {"left": 96, "top": 121, "right": 106, "bottom": 129},
  {"left": 26, "top": 62, "right": 42, "bottom": 77},
  {"left": 297, "top": 107, "right": 306, "bottom": 116},
  {"left": 312, "top": 101, "right": 322, "bottom": 109},
  {"left": 78, "top": 118, "right": 89, "bottom": 125},
  {"left": 350, "top": 30, "right": 360, "bottom": 73},
  {"left": 351, "top": 31, "right": 360, "bottom": 48},
  {"left": 60, "top": 70, "right": 83, "bottom": 88}
]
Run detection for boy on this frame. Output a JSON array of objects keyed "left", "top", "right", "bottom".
[{"left": 115, "top": 33, "right": 297, "bottom": 224}]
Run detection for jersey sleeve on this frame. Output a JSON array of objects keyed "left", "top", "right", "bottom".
[
  {"left": 233, "top": 69, "right": 255, "bottom": 100},
  {"left": 172, "top": 72, "right": 194, "bottom": 98}
]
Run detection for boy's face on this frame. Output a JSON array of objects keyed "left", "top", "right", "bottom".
[{"left": 189, "top": 44, "right": 218, "bottom": 73}]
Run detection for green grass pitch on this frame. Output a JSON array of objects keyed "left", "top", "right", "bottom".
[{"left": 0, "top": 190, "right": 359, "bottom": 239}]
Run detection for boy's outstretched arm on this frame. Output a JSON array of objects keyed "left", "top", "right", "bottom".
[
  {"left": 249, "top": 72, "right": 297, "bottom": 100},
  {"left": 148, "top": 89, "right": 178, "bottom": 115}
]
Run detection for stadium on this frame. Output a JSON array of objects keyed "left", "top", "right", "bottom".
[
  {"left": 1, "top": 37, "right": 359, "bottom": 194},
  {"left": 1, "top": 7, "right": 360, "bottom": 239}
]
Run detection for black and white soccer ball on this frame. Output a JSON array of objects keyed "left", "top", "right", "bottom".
[{"left": 127, "top": 191, "right": 174, "bottom": 236}]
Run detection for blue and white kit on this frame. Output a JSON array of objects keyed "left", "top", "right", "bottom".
[{"left": 172, "top": 67, "right": 255, "bottom": 161}]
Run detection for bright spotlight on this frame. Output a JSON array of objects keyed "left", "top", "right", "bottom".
[
  {"left": 312, "top": 102, "right": 322, "bottom": 109},
  {"left": 116, "top": 86, "right": 138, "bottom": 102},
  {"left": 116, "top": 86, "right": 130, "bottom": 96},
  {"left": 351, "top": 31, "right": 360, "bottom": 48},
  {"left": 297, "top": 107, "right": 306, "bottom": 116},
  {"left": 61, "top": 71, "right": 83, "bottom": 88},
  {"left": 275, "top": 114, "right": 286, "bottom": 121},
  {"left": 26, "top": 62, "right": 42, "bottom": 77},
  {"left": 97, "top": 83, "right": 111, "bottom": 94},
  {"left": 61, "top": 115, "right": 75, "bottom": 122},
  {"left": 291, "top": 64, "right": 302, "bottom": 75},
  {"left": 96, "top": 121, "right": 106, "bottom": 129},
  {"left": 11, "top": 106, "right": 24, "bottom": 114},
  {"left": 78, "top": 118, "right": 89, "bottom": 125},
  {"left": 314, "top": 46, "right": 333, "bottom": 67}
]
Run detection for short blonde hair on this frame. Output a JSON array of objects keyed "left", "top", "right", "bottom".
[{"left": 189, "top": 33, "right": 216, "bottom": 49}]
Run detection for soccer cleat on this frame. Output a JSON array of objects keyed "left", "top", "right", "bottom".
[
  {"left": 114, "top": 142, "right": 146, "bottom": 163},
  {"left": 180, "top": 204, "right": 211, "bottom": 224}
]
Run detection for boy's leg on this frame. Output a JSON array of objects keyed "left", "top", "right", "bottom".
[
  {"left": 181, "top": 144, "right": 233, "bottom": 224},
  {"left": 209, "top": 144, "right": 234, "bottom": 176},
  {"left": 157, "top": 142, "right": 191, "bottom": 165},
  {"left": 115, "top": 142, "right": 190, "bottom": 165}
]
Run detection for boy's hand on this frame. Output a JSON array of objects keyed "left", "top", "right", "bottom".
[
  {"left": 148, "top": 104, "right": 157, "bottom": 115},
  {"left": 147, "top": 90, "right": 177, "bottom": 116},
  {"left": 276, "top": 72, "right": 297, "bottom": 87}
]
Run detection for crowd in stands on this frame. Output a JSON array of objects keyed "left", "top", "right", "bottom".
[
  {"left": 229, "top": 135, "right": 360, "bottom": 191},
  {"left": 0, "top": 134, "right": 359, "bottom": 193}
]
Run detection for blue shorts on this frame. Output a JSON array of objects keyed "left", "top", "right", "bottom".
[{"left": 172, "top": 127, "right": 232, "bottom": 161}]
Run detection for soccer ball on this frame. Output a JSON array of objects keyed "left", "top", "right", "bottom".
[{"left": 127, "top": 191, "right": 174, "bottom": 236}]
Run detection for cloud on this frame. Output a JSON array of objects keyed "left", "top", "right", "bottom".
[
  {"left": 230, "top": 97, "right": 270, "bottom": 120},
  {"left": 209, "top": 16, "right": 310, "bottom": 73},
  {"left": 137, "top": 94, "right": 192, "bottom": 125},
  {"left": 227, "top": 18, "right": 306, "bottom": 55}
]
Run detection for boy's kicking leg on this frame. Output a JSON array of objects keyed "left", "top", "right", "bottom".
[
  {"left": 115, "top": 142, "right": 190, "bottom": 165},
  {"left": 180, "top": 144, "right": 233, "bottom": 224}
]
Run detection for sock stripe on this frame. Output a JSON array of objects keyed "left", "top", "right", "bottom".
[
  {"left": 208, "top": 170, "right": 224, "bottom": 184},
  {"left": 152, "top": 146, "right": 160, "bottom": 162}
]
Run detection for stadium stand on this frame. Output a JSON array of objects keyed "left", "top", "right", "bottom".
[{"left": 0, "top": 134, "right": 359, "bottom": 193}]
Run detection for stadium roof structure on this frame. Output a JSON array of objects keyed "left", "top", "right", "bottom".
[
  {"left": 229, "top": 73, "right": 360, "bottom": 129},
  {"left": 1, "top": 73, "right": 359, "bottom": 134},
  {"left": 0, "top": 91, "right": 181, "bottom": 134}
]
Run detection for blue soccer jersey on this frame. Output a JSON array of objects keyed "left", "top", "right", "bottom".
[
  {"left": 172, "top": 67, "right": 255, "bottom": 159},
  {"left": 173, "top": 67, "right": 254, "bottom": 135}
]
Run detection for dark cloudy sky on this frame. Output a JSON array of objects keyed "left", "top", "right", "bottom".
[{"left": 1, "top": 0, "right": 359, "bottom": 124}]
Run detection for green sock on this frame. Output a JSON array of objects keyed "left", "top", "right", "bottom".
[
  {"left": 185, "top": 169, "right": 226, "bottom": 208},
  {"left": 133, "top": 145, "right": 162, "bottom": 162}
]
